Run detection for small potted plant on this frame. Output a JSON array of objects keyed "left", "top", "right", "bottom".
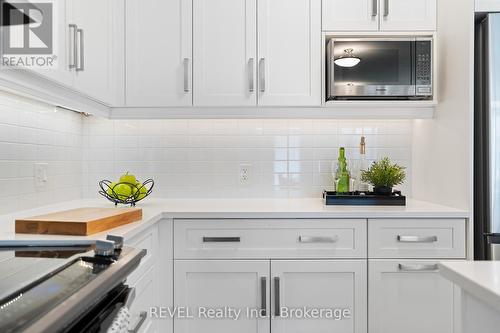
[{"left": 360, "top": 157, "right": 406, "bottom": 195}]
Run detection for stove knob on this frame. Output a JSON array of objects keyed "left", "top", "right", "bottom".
[
  {"left": 95, "top": 240, "right": 115, "bottom": 257},
  {"left": 106, "top": 235, "right": 124, "bottom": 250}
]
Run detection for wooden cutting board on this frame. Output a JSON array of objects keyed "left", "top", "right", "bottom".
[{"left": 15, "top": 207, "right": 143, "bottom": 236}]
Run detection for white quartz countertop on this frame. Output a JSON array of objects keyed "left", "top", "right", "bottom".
[
  {"left": 439, "top": 261, "right": 500, "bottom": 313},
  {"left": 0, "top": 197, "right": 469, "bottom": 242}
]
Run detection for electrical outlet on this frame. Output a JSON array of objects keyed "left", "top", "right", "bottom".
[
  {"left": 239, "top": 163, "right": 252, "bottom": 185},
  {"left": 34, "top": 163, "right": 48, "bottom": 187}
]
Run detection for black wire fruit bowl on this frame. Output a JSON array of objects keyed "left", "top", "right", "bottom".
[{"left": 98, "top": 179, "right": 154, "bottom": 206}]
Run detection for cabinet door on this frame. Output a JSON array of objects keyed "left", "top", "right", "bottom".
[
  {"left": 257, "top": 0, "right": 321, "bottom": 106},
  {"left": 379, "top": 0, "right": 436, "bottom": 31},
  {"left": 128, "top": 265, "right": 160, "bottom": 333},
  {"left": 369, "top": 260, "right": 455, "bottom": 333},
  {"left": 126, "top": 0, "right": 192, "bottom": 107},
  {"left": 174, "top": 260, "right": 270, "bottom": 333},
  {"left": 193, "top": 0, "right": 257, "bottom": 106},
  {"left": 322, "top": 0, "right": 379, "bottom": 31},
  {"left": 31, "top": 0, "right": 74, "bottom": 86},
  {"left": 68, "top": 0, "right": 115, "bottom": 103},
  {"left": 271, "top": 260, "right": 367, "bottom": 333}
]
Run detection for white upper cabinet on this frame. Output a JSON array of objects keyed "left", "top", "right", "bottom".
[
  {"left": 193, "top": 0, "right": 320, "bottom": 107},
  {"left": 126, "top": 0, "right": 192, "bottom": 107},
  {"left": 193, "top": 0, "right": 257, "bottom": 106},
  {"left": 257, "top": 0, "right": 321, "bottom": 106},
  {"left": 31, "top": 0, "right": 74, "bottom": 86},
  {"left": 322, "top": 0, "right": 436, "bottom": 31},
  {"left": 322, "top": 0, "right": 379, "bottom": 31},
  {"left": 379, "top": 0, "right": 436, "bottom": 31},
  {"left": 67, "top": 0, "right": 116, "bottom": 104}
]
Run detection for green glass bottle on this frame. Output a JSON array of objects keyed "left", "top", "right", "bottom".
[{"left": 336, "top": 147, "right": 350, "bottom": 194}]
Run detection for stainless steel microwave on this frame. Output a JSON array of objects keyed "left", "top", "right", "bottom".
[{"left": 327, "top": 37, "right": 433, "bottom": 100}]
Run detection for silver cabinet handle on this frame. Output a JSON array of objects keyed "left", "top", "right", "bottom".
[
  {"left": 259, "top": 58, "right": 265, "bottom": 92},
  {"left": 183, "top": 58, "right": 190, "bottom": 92},
  {"left": 372, "top": 0, "right": 378, "bottom": 17},
  {"left": 273, "top": 277, "right": 280, "bottom": 317},
  {"left": 384, "top": 0, "right": 389, "bottom": 17},
  {"left": 76, "top": 28, "right": 84, "bottom": 71},
  {"left": 248, "top": 58, "right": 255, "bottom": 93},
  {"left": 397, "top": 235, "right": 438, "bottom": 243},
  {"left": 398, "top": 263, "right": 439, "bottom": 272},
  {"left": 202, "top": 237, "right": 240, "bottom": 243},
  {"left": 68, "top": 24, "right": 77, "bottom": 69},
  {"left": 260, "top": 277, "right": 267, "bottom": 317},
  {"left": 129, "top": 311, "right": 147, "bottom": 333},
  {"left": 299, "top": 236, "right": 338, "bottom": 243}
]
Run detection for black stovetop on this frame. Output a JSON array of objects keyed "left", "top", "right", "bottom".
[{"left": 0, "top": 246, "right": 126, "bottom": 333}]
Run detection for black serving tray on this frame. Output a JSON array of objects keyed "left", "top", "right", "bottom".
[{"left": 323, "top": 190, "right": 406, "bottom": 206}]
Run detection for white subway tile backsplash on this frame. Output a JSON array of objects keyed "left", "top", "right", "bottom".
[
  {"left": 82, "top": 118, "right": 413, "bottom": 198},
  {"left": 0, "top": 91, "right": 413, "bottom": 208},
  {"left": 0, "top": 92, "right": 83, "bottom": 215}
]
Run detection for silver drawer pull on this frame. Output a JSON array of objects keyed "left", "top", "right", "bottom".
[
  {"left": 274, "top": 277, "right": 280, "bottom": 317},
  {"left": 68, "top": 24, "right": 77, "bottom": 69},
  {"left": 259, "top": 58, "right": 265, "bottom": 92},
  {"left": 129, "top": 311, "right": 147, "bottom": 333},
  {"left": 397, "top": 235, "right": 438, "bottom": 243},
  {"left": 372, "top": 0, "right": 378, "bottom": 16},
  {"left": 183, "top": 58, "right": 190, "bottom": 92},
  {"left": 76, "top": 28, "right": 84, "bottom": 71},
  {"left": 248, "top": 58, "right": 255, "bottom": 93},
  {"left": 203, "top": 237, "right": 241, "bottom": 243},
  {"left": 260, "top": 276, "right": 267, "bottom": 317},
  {"left": 398, "top": 263, "right": 439, "bottom": 272},
  {"left": 299, "top": 236, "right": 338, "bottom": 243}
]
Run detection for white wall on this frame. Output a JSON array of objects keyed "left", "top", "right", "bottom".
[
  {"left": 82, "top": 118, "right": 413, "bottom": 199},
  {"left": 0, "top": 91, "right": 83, "bottom": 215},
  {"left": 411, "top": 0, "right": 474, "bottom": 211}
]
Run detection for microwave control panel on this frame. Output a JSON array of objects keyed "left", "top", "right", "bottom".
[{"left": 416, "top": 40, "right": 432, "bottom": 96}]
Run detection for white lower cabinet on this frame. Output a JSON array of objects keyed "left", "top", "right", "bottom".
[
  {"left": 170, "top": 218, "right": 465, "bottom": 333},
  {"left": 174, "top": 260, "right": 270, "bottom": 333},
  {"left": 125, "top": 222, "right": 164, "bottom": 333},
  {"left": 173, "top": 259, "right": 366, "bottom": 333},
  {"left": 369, "top": 260, "right": 456, "bottom": 333},
  {"left": 271, "top": 260, "right": 367, "bottom": 333},
  {"left": 128, "top": 265, "right": 160, "bottom": 333}
]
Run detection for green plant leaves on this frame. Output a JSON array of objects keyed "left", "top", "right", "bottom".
[{"left": 360, "top": 157, "right": 406, "bottom": 188}]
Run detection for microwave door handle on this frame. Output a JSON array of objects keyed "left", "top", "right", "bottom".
[
  {"left": 411, "top": 41, "right": 417, "bottom": 91},
  {"left": 328, "top": 40, "right": 335, "bottom": 98}
]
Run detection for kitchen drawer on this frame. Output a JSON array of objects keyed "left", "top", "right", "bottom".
[
  {"left": 126, "top": 223, "right": 159, "bottom": 285},
  {"left": 174, "top": 219, "right": 367, "bottom": 259},
  {"left": 368, "top": 219, "right": 466, "bottom": 258}
]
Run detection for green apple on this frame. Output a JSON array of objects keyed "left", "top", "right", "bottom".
[
  {"left": 135, "top": 183, "right": 147, "bottom": 200},
  {"left": 113, "top": 183, "right": 132, "bottom": 199},
  {"left": 107, "top": 182, "right": 117, "bottom": 197},
  {"left": 119, "top": 172, "right": 137, "bottom": 185}
]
